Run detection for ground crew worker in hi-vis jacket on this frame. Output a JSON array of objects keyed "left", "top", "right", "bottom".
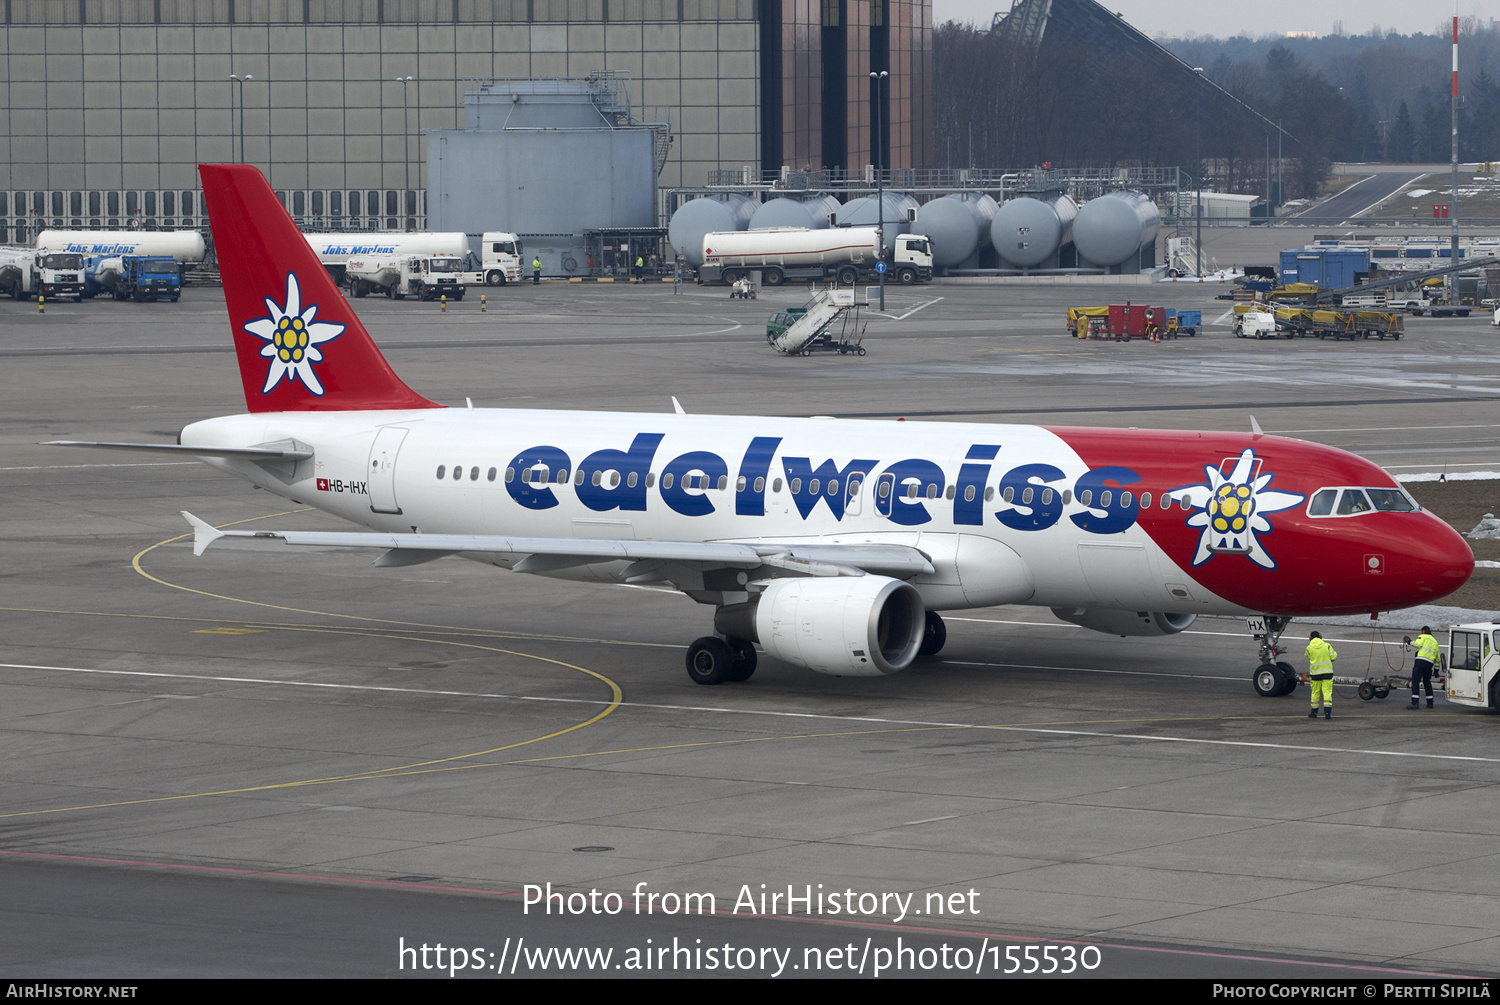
[
  {"left": 1410, "top": 627, "right": 1440, "bottom": 709},
  {"left": 1307, "top": 631, "right": 1337, "bottom": 719}
]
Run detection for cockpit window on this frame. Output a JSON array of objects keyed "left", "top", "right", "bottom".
[
  {"left": 1336, "top": 489, "right": 1372, "bottom": 515},
  {"left": 1366, "top": 488, "right": 1418, "bottom": 512},
  {"left": 1309, "top": 486, "right": 1419, "bottom": 518}
]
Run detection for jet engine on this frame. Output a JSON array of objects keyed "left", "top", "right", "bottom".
[
  {"left": 715, "top": 575, "right": 925, "bottom": 676},
  {"left": 1050, "top": 608, "right": 1196, "bottom": 637}
]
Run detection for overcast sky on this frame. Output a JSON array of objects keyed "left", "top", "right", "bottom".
[{"left": 932, "top": 0, "right": 1494, "bottom": 38}]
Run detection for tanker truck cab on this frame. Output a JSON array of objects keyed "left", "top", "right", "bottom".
[
  {"left": 397, "top": 255, "right": 466, "bottom": 301},
  {"left": 891, "top": 234, "right": 934, "bottom": 284},
  {"left": 1445, "top": 625, "right": 1500, "bottom": 709},
  {"left": 36, "top": 251, "right": 85, "bottom": 301},
  {"left": 479, "top": 232, "right": 523, "bottom": 285}
]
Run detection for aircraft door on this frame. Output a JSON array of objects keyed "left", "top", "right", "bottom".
[
  {"left": 873, "top": 472, "right": 895, "bottom": 517},
  {"left": 845, "top": 471, "right": 867, "bottom": 517},
  {"left": 368, "top": 426, "right": 409, "bottom": 514}
]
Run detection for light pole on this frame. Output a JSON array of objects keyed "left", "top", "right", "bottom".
[
  {"left": 229, "top": 74, "right": 252, "bottom": 164},
  {"left": 869, "top": 69, "right": 888, "bottom": 310},
  {"left": 397, "top": 75, "right": 414, "bottom": 228}
]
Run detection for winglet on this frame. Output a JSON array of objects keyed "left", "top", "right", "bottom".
[
  {"left": 1249, "top": 415, "right": 1264, "bottom": 439},
  {"left": 671, "top": 396, "right": 686, "bottom": 415},
  {"left": 181, "top": 511, "right": 224, "bottom": 557}
]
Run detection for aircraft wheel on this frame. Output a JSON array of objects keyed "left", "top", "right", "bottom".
[
  {"left": 685, "top": 636, "right": 733, "bottom": 685},
  {"left": 762, "top": 267, "right": 784, "bottom": 287},
  {"left": 1276, "top": 661, "right": 1298, "bottom": 695},
  {"left": 725, "top": 638, "right": 758, "bottom": 682},
  {"left": 837, "top": 266, "right": 859, "bottom": 286},
  {"left": 918, "top": 611, "right": 947, "bottom": 657},
  {"left": 1253, "top": 663, "right": 1285, "bottom": 697},
  {"left": 897, "top": 266, "right": 918, "bottom": 285}
]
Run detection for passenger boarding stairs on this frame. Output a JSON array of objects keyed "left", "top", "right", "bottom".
[{"left": 771, "top": 290, "right": 848, "bottom": 355}]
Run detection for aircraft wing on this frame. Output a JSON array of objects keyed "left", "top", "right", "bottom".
[{"left": 181, "top": 512, "right": 935, "bottom": 578}]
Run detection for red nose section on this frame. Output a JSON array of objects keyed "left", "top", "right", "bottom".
[{"left": 199, "top": 164, "right": 441, "bottom": 413}]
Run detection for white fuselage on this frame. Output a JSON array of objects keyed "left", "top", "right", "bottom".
[{"left": 181, "top": 407, "right": 1236, "bottom": 616}]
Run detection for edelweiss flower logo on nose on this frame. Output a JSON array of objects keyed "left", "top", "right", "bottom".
[
  {"left": 1171, "top": 448, "right": 1305, "bottom": 570},
  {"left": 243, "top": 272, "right": 344, "bottom": 396}
]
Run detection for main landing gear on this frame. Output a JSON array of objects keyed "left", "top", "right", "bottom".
[
  {"left": 1249, "top": 615, "right": 1299, "bottom": 697},
  {"left": 685, "top": 636, "right": 758, "bottom": 685}
]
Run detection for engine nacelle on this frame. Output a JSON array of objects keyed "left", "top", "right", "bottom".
[
  {"left": 1050, "top": 608, "right": 1196, "bottom": 637},
  {"left": 718, "top": 575, "right": 925, "bottom": 676}
]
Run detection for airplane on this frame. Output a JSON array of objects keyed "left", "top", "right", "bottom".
[{"left": 52, "top": 164, "right": 1476, "bottom": 693}]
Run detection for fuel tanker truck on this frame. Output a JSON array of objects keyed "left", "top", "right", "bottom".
[
  {"left": 697, "top": 226, "right": 934, "bottom": 286},
  {"left": 36, "top": 229, "right": 208, "bottom": 267}
]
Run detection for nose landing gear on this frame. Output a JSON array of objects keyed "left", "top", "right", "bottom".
[{"left": 1249, "top": 616, "right": 1299, "bottom": 696}]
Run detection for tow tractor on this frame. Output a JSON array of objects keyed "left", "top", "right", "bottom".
[{"left": 1247, "top": 618, "right": 1500, "bottom": 709}]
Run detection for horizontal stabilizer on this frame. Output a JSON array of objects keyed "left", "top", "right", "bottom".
[
  {"left": 47, "top": 440, "right": 314, "bottom": 461},
  {"left": 180, "top": 511, "right": 225, "bottom": 557}
]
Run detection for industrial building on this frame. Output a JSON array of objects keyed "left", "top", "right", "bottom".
[{"left": 0, "top": 0, "right": 932, "bottom": 242}]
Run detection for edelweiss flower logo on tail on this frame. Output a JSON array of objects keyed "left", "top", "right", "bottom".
[
  {"left": 243, "top": 272, "right": 344, "bottom": 396},
  {"left": 1171, "top": 448, "right": 1305, "bottom": 569}
]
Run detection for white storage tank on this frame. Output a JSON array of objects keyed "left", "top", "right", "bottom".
[
  {"left": 916, "top": 193, "right": 999, "bottom": 269},
  {"left": 749, "top": 194, "right": 841, "bottom": 231},
  {"left": 1073, "top": 191, "right": 1160, "bottom": 269},
  {"left": 837, "top": 192, "right": 919, "bottom": 250},
  {"left": 668, "top": 195, "right": 758, "bottom": 267},
  {"left": 991, "top": 193, "right": 1078, "bottom": 268}
]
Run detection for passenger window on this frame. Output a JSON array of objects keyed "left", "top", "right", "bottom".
[
  {"left": 753, "top": 476, "right": 764, "bottom": 493},
  {"left": 470, "top": 467, "right": 479, "bottom": 481},
  {"left": 1309, "top": 489, "right": 1336, "bottom": 516},
  {"left": 1121, "top": 491, "right": 1132, "bottom": 508},
  {"left": 556, "top": 469, "right": 568, "bottom": 484},
  {"left": 592, "top": 471, "right": 602, "bottom": 486},
  {"left": 737, "top": 476, "right": 747, "bottom": 491},
  {"left": 828, "top": 479, "right": 839, "bottom": 496},
  {"left": 627, "top": 472, "right": 638, "bottom": 488},
  {"left": 574, "top": 470, "right": 585, "bottom": 485},
  {"left": 436, "top": 465, "right": 446, "bottom": 479},
  {"left": 487, "top": 467, "right": 497, "bottom": 482},
  {"left": 662, "top": 473, "right": 674, "bottom": 490},
  {"left": 718, "top": 475, "right": 729, "bottom": 491},
  {"left": 878, "top": 481, "right": 890, "bottom": 498},
  {"left": 452, "top": 466, "right": 462, "bottom": 481},
  {"left": 1021, "top": 487, "right": 1033, "bottom": 504},
  {"left": 647, "top": 473, "right": 656, "bottom": 488},
  {"left": 1337, "top": 489, "right": 1372, "bottom": 515},
  {"left": 773, "top": 478, "right": 783, "bottom": 493},
  {"left": 1002, "top": 486, "right": 1014, "bottom": 503},
  {"left": 926, "top": 484, "right": 937, "bottom": 499},
  {"left": 964, "top": 485, "right": 975, "bottom": 502},
  {"left": 848, "top": 478, "right": 861, "bottom": 495},
  {"left": 505, "top": 467, "right": 515, "bottom": 482},
  {"left": 984, "top": 487, "right": 994, "bottom": 502},
  {"left": 1100, "top": 490, "right": 1112, "bottom": 508},
  {"left": 1063, "top": 490, "right": 1071, "bottom": 505},
  {"left": 609, "top": 472, "right": 621, "bottom": 488},
  {"left": 945, "top": 485, "right": 956, "bottom": 500},
  {"left": 1041, "top": 488, "right": 1053, "bottom": 505},
  {"left": 1079, "top": 489, "right": 1092, "bottom": 506},
  {"left": 809, "top": 479, "right": 820, "bottom": 495},
  {"left": 907, "top": 484, "right": 919, "bottom": 500},
  {"left": 790, "top": 478, "right": 802, "bottom": 494}
]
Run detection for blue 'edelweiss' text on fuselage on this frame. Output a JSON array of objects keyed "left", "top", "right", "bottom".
[{"left": 494, "top": 435, "right": 1142, "bottom": 534}]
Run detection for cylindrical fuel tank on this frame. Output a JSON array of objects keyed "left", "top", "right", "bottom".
[
  {"left": 1072, "top": 191, "right": 1160, "bottom": 268},
  {"left": 838, "top": 192, "right": 920, "bottom": 249},
  {"left": 749, "top": 198, "right": 815, "bottom": 231},
  {"left": 916, "top": 193, "right": 1000, "bottom": 268},
  {"left": 990, "top": 193, "right": 1078, "bottom": 268},
  {"left": 668, "top": 194, "right": 758, "bottom": 267}
]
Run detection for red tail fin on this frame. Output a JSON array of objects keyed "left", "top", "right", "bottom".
[{"left": 199, "top": 164, "right": 442, "bottom": 413}]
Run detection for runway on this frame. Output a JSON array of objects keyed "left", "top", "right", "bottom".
[{"left": 3, "top": 278, "right": 1499, "bottom": 978}]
